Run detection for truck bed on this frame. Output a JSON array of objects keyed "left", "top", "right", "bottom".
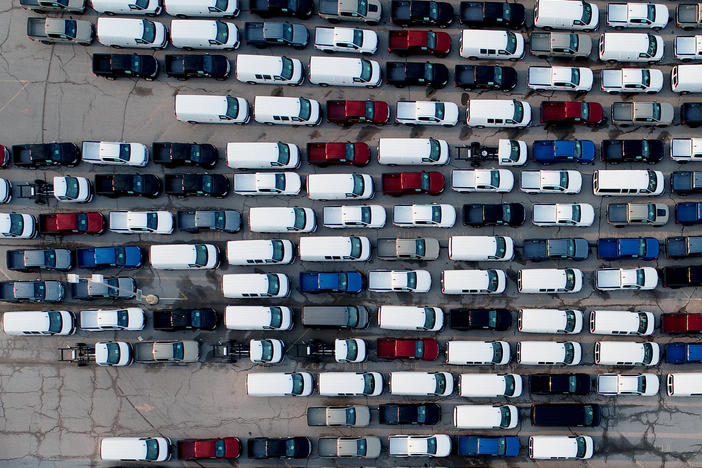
[
  {"left": 322, "top": 206, "right": 344, "bottom": 225},
  {"left": 523, "top": 239, "right": 548, "bottom": 259},
  {"left": 317, "top": 438, "right": 340, "bottom": 457},
  {"left": 133, "top": 342, "right": 156, "bottom": 362},
  {"left": 79, "top": 310, "right": 99, "bottom": 329},
  {"left": 26, "top": 17, "right": 48, "bottom": 38},
  {"left": 532, "top": 205, "right": 557, "bottom": 223},
  {"left": 376, "top": 238, "right": 400, "bottom": 258},
  {"left": 314, "top": 26, "right": 335, "bottom": 46},
  {"left": 520, "top": 171, "right": 541, "bottom": 190},
  {"left": 528, "top": 67, "right": 552, "bottom": 86},
  {"left": 326, "top": 101, "right": 349, "bottom": 121},
  {"left": 391, "top": 0, "right": 411, "bottom": 19},
  {"left": 596, "top": 270, "right": 621, "bottom": 288},
  {"left": 530, "top": 32, "right": 551, "bottom": 52},
  {"left": 678, "top": 3, "right": 702, "bottom": 26},
  {"left": 676, "top": 36, "right": 699, "bottom": 55},
  {"left": 611, "top": 102, "right": 633, "bottom": 121},
  {"left": 460, "top": 2, "right": 482, "bottom": 21},
  {"left": 607, "top": 3, "right": 628, "bottom": 22},
  {"left": 306, "top": 407, "right": 328, "bottom": 426},
  {"left": 319, "top": 0, "right": 339, "bottom": 15}
]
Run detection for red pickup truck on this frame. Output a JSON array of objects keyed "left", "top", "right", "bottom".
[
  {"left": 541, "top": 101, "right": 604, "bottom": 126},
  {"left": 307, "top": 142, "right": 370, "bottom": 166},
  {"left": 662, "top": 313, "right": 702, "bottom": 334},
  {"left": 382, "top": 171, "right": 445, "bottom": 196},
  {"left": 39, "top": 212, "right": 105, "bottom": 234},
  {"left": 377, "top": 338, "right": 439, "bottom": 361},
  {"left": 326, "top": 100, "right": 389, "bottom": 125},
  {"left": 178, "top": 437, "right": 241, "bottom": 459},
  {"left": 388, "top": 30, "right": 451, "bottom": 57}
]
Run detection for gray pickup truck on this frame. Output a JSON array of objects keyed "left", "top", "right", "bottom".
[
  {"left": 376, "top": 237, "right": 440, "bottom": 260},
  {"left": 607, "top": 203, "right": 669, "bottom": 227},
  {"left": 133, "top": 341, "right": 199, "bottom": 363},
  {"left": 611, "top": 101, "right": 674, "bottom": 127},
  {"left": 319, "top": 0, "right": 381, "bottom": 24},
  {"left": 530, "top": 32, "right": 591, "bottom": 59},
  {"left": 27, "top": 17, "right": 93, "bottom": 45},
  {"left": 20, "top": 0, "right": 85, "bottom": 13},
  {"left": 678, "top": 3, "right": 702, "bottom": 30},
  {"left": 318, "top": 437, "right": 382, "bottom": 458},
  {"left": 307, "top": 406, "right": 371, "bottom": 426}
]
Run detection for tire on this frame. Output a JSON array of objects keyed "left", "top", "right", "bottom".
[
  {"left": 176, "top": 14, "right": 187, "bottom": 18},
  {"left": 247, "top": 81, "right": 257, "bottom": 85},
  {"left": 319, "top": 83, "right": 328, "bottom": 87},
  {"left": 188, "top": 120, "right": 198, "bottom": 124},
  {"left": 104, "top": 10, "right": 114, "bottom": 15},
  {"left": 183, "top": 47, "right": 193, "bottom": 51}
]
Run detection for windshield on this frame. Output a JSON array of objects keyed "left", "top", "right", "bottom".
[
  {"left": 487, "top": 270, "right": 500, "bottom": 292},
  {"left": 360, "top": 206, "right": 371, "bottom": 225},
  {"left": 416, "top": 239, "right": 426, "bottom": 256},
  {"left": 492, "top": 341, "right": 503, "bottom": 363},
  {"left": 65, "top": 19, "right": 76, "bottom": 38},
  {"left": 271, "top": 240, "right": 284, "bottom": 261},
  {"left": 581, "top": 102, "right": 589, "bottom": 120},
  {"left": 646, "top": 34, "right": 657, "bottom": 57},
  {"left": 338, "top": 273, "right": 348, "bottom": 291},
  {"left": 494, "top": 66, "right": 503, "bottom": 84},
  {"left": 360, "top": 59, "right": 373, "bottom": 82},
  {"left": 508, "top": 140, "right": 520, "bottom": 161},
  {"left": 647, "top": 170, "right": 658, "bottom": 192},
  {"left": 344, "top": 143, "right": 356, "bottom": 161},
  {"left": 643, "top": 343, "right": 654, "bottom": 364},
  {"left": 345, "top": 340, "right": 358, "bottom": 360},
  {"left": 652, "top": 103, "right": 661, "bottom": 121},
  {"left": 145, "top": 439, "right": 160, "bottom": 461},
  {"left": 146, "top": 212, "right": 158, "bottom": 230},
  {"left": 502, "top": 204, "right": 511, "bottom": 221},
  {"left": 293, "top": 208, "right": 306, "bottom": 230},
  {"left": 565, "top": 269, "right": 576, "bottom": 290},
  {"left": 282, "top": 24, "right": 293, "bottom": 42},
  {"left": 117, "top": 143, "right": 131, "bottom": 161},
  {"left": 505, "top": 32, "right": 517, "bottom": 54},
  {"left": 215, "top": 21, "right": 228, "bottom": 43},
  {"left": 8, "top": 214, "right": 23, "bottom": 236},
  {"left": 353, "top": 29, "right": 363, "bottom": 47},
  {"left": 565, "top": 310, "right": 577, "bottom": 332},
  {"left": 571, "top": 68, "right": 580, "bottom": 86},
  {"left": 142, "top": 20, "right": 156, "bottom": 43},
  {"left": 350, "top": 236, "right": 362, "bottom": 258},
  {"left": 429, "top": 1, "right": 439, "bottom": 18},
  {"left": 346, "top": 407, "right": 356, "bottom": 425},
  {"left": 298, "top": 98, "right": 312, "bottom": 120},
  {"left": 44, "top": 250, "right": 56, "bottom": 267},
  {"left": 647, "top": 204, "right": 656, "bottom": 221},
  {"left": 638, "top": 376, "right": 647, "bottom": 393},
  {"left": 494, "top": 237, "right": 506, "bottom": 259},
  {"left": 423, "top": 308, "right": 436, "bottom": 329},
  {"left": 569, "top": 33, "right": 579, "bottom": 51},
  {"left": 364, "top": 100, "right": 375, "bottom": 119},
  {"left": 512, "top": 100, "right": 523, "bottom": 122},
  {"left": 270, "top": 307, "right": 283, "bottom": 328},
  {"left": 280, "top": 56, "right": 294, "bottom": 80},
  {"left": 646, "top": 4, "right": 655, "bottom": 21},
  {"left": 117, "top": 309, "right": 128, "bottom": 328},
  {"left": 64, "top": 177, "right": 79, "bottom": 199},
  {"left": 434, "top": 103, "right": 445, "bottom": 120},
  {"left": 427, "top": 32, "right": 437, "bottom": 49},
  {"left": 194, "top": 244, "right": 208, "bottom": 266},
  {"left": 636, "top": 269, "right": 645, "bottom": 287},
  {"left": 362, "top": 373, "right": 375, "bottom": 394},
  {"left": 285, "top": 439, "right": 296, "bottom": 457},
  {"left": 348, "top": 307, "right": 360, "bottom": 327},
  {"left": 214, "top": 440, "right": 226, "bottom": 457},
  {"left": 489, "top": 310, "right": 498, "bottom": 328},
  {"left": 575, "top": 437, "right": 588, "bottom": 458},
  {"left": 352, "top": 174, "right": 365, "bottom": 196},
  {"left": 500, "top": 406, "right": 512, "bottom": 427},
  {"left": 357, "top": 0, "right": 367, "bottom": 15},
  {"left": 426, "top": 437, "right": 437, "bottom": 454},
  {"left": 291, "top": 373, "right": 304, "bottom": 394},
  {"left": 274, "top": 173, "right": 286, "bottom": 191},
  {"left": 490, "top": 170, "right": 500, "bottom": 188},
  {"left": 581, "top": 2, "right": 592, "bottom": 24},
  {"left": 276, "top": 142, "right": 290, "bottom": 165},
  {"left": 504, "top": 374, "right": 516, "bottom": 396},
  {"left": 428, "top": 139, "right": 441, "bottom": 161},
  {"left": 435, "top": 373, "right": 446, "bottom": 394},
  {"left": 558, "top": 171, "right": 569, "bottom": 190},
  {"left": 135, "top": 0, "right": 148, "bottom": 7},
  {"left": 642, "top": 70, "right": 650, "bottom": 87},
  {"left": 266, "top": 274, "right": 280, "bottom": 295},
  {"left": 564, "top": 342, "right": 575, "bottom": 364},
  {"left": 47, "top": 311, "right": 63, "bottom": 333},
  {"left": 406, "top": 272, "right": 417, "bottom": 289},
  {"left": 431, "top": 205, "right": 442, "bottom": 223},
  {"left": 572, "top": 205, "right": 581, "bottom": 222},
  {"left": 357, "top": 439, "right": 367, "bottom": 456},
  {"left": 105, "top": 342, "right": 121, "bottom": 365},
  {"left": 569, "top": 375, "right": 579, "bottom": 392},
  {"left": 417, "top": 405, "right": 427, "bottom": 423},
  {"left": 173, "top": 342, "right": 184, "bottom": 360},
  {"left": 225, "top": 96, "right": 239, "bottom": 119},
  {"left": 260, "top": 340, "right": 273, "bottom": 361},
  {"left": 638, "top": 313, "right": 649, "bottom": 334},
  {"left": 415, "top": 340, "right": 425, "bottom": 358},
  {"left": 424, "top": 63, "right": 434, "bottom": 80}
]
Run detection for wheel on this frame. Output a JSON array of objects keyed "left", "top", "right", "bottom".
[
  {"left": 653, "top": 27, "right": 661, "bottom": 31},
  {"left": 104, "top": 10, "right": 114, "bottom": 15},
  {"left": 40, "top": 40, "right": 52, "bottom": 45},
  {"left": 247, "top": 81, "right": 256, "bottom": 85},
  {"left": 188, "top": 120, "right": 198, "bottom": 124},
  {"left": 367, "top": 21, "right": 377, "bottom": 26},
  {"left": 319, "top": 83, "right": 329, "bottom": 87},
  {"left": 468, "top": 56, "right": 478, "bottom": 61},
  {"left": 615, "top": 26, "right": 623, "bottom": 31},
  {"left": 215, "top": 76, "right": 227, "bottom": 81},
  {"left": 323, "top": 49, "right": 333, "bottom": 54},
  {"left": 328, "top": 18, "right": 339, "bottom": 24},
  {"left": 508, "top": 57, "right": 518, "bottom": 62},
  {"left": 183, "top": 47, "right": 193, "bottom": 51},
  {"left": 443, "top": 124, "right": 453, "bottom": 128},
  {"left": 543, "top": 26, "right": 552, "bottom": 31},
  {"left": 176, "top": 14, "right": 187, "bottom": 18}
]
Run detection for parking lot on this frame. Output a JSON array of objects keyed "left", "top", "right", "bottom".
[{"left": 3, "top": 0, "right": 702, "bottom": 464}]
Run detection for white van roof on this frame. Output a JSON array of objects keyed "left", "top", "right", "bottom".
[
  {"left": 247, "top": 372, "right": 293, "bottom": 394},
  {"left": 176, "top": 94, "right": 228, "bottom": 113},
  {"left": 519, "top": 341, "right": 569, "bottom": 361},
  {"left": 447, "top": 340, "right": 496, "bottom": 362},
  {"left": 2, "top": 310, "right": 74, "bottom": 335},
  {"left": 224, "top": 305, "right": 290, "bottom": 329},
  {"left": 668, "top": 372, "right": 702, "bottom": 396},
  {"left": 520, "top": 309, "right": 571, "bottom": 332},
  {"left": 449, "top": 236, "right": 513, "bottom": 260},
  {"left": 237, "top": 54, "right": 288, "bottom": 75},
  {"left": 171, "top": 19, "right": 220, "bottom": 38},
  {"left": 454, "top": 405, "right": 502, "bottom": 427},
  {"left": 309, "top": 55, "right": 363, "bottom": 73},
  {"left": 590, "top": 310, "right": 651, "bottom": 334},
  {"left": 222, "top": 273, "right": 281, "bottom": 295},
  {"left": 318, "top": 372, "right": 366, "bottom": 394},
  {"left": 97, "top": 17, "right": 146, "bottom": 37},
  {"left": 391, "top": 371, "right": 448, "bottom": 394},
  {"left": 530, "top": 435, "right": 585, "bottom": 459}
]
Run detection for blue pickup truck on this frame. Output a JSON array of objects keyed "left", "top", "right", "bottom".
[
  {"left": 597, "top": 237, "right": 659, "bottom": 261},
  {"left": 457, "top": 436, "right": 520, "bottom": 457},
  {"left": 676, "top": 202, "right": 702, "bottom": 225},
  {"left": 666, "top": 343, "right": 702, "bottom": 364},
  {"left": 533, "top": 140, "right": 595, "bottom": 165},
  {"left": 76, "top": 246, "right": 142, "bottom": 269},
  {"left": 299, "top": 272, "right": 364, "bottom": 294}
]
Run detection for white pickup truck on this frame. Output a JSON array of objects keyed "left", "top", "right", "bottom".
[
  {"left": 395, "top": 101, "right": 459, "bottom": 126},
  {"left": 600, "top": 68, "right": 664, "bottom": 93},
  {"left": 108, "top": 211, "right": 174, "bottom": 234},
  {"left": 451, "top": 169, "right": 514, "bottom": 193},
  {"left": 596, "top": 267, "right": 658, "bottom": 290},
  {"left": 323, "top": 205, "right": 386, "bottom": 228},
  {"left": 368, "top": 270, "right": 431, "bottom": 292},
  {"left": 314, "top": 26, "right": 377, "bottom": 54},
  {"left": 532, "top": 203, "right": 595, "bottom": 226},
  {"left": 520, "top": 170, "right": 582, "bottom": 194},
  {"left": 233, "top": 172, "right": 301, "bottom": 196},
  {"left": 79, "top": 308, "right": 145, "bottom": 331},
  {"left": 389, "top": 435, "right": 452, "bottom": 457},
  {"left": 606, "top": 3, "right": 669, "bottom": 29},
  {"left": 675, "top": 35, "right": 702, "bottom": 61},
  {"left": 597, "top": 373, "right": 659, "bottom": 396},
  {"left": 0, "top": 213, "right": 36, "bottom": 238},
  {"left": 81, "top": 141, "right": 149, "bottom": 166},
  {"left": 393, "top": 204, "right": 456, "bottom": 228},
  {"left": 671, "top": 137, "right": 702, "bottom": 162},
  {"left": 53, "top": 176, "right": 93, "bottom": 203},
  {"left": 527, "top": 66, "right": 593, "bottom": 92}
]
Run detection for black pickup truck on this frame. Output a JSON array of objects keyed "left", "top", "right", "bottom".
[
  {"left": 92, "top": 53, "right": 159, "bottom": 80},
  {"left": 244, "top": 22, "right": 308, "bottom": 48},
  {"left": 601, "top": 139, "right": 663, "bottom": 164},
  {"left": 463, "top": 203, "right": 525, "bottom": 227},
  {"left": 667, "top": 236, "right": 702, "bottom": 258},
  {"left": 449, "top": 308, "right": 512, "bottom": 331},
  {"left": 459, "top": 1, "right": 525, "bottom": 27},
  {"left": 6, "top": 248, "right": 72, "bottom": 272},
  {"left": 152, "top": 142, "right": 218, "bottom": 168},
  {"left": 672, "top": 171, "right": 702, "bottom": 195},
  {"left": 153, "top": 308, "right": 218, "bottom": 331},
  {"left": 11, "top": 142, "right": 80, "bottom": 167},
  {"left": 250, "top": 0, "right": 314, "bottom": 18},
  {"left": 165, "top": 174, "right": 230, "bottom": 197},
  {"left": 94, "top": 174, "right": 162, "bottom": 198},
  {"left": 164, "top": 54, "right": 230, "bottom": 80},
  {"left": 386, "top": 61, "right": 448, "bottom": 88},
  {"left": 454, "top": 65, "right": 517, "bottom": 91},
  {"left": 391, "top": 0, "right": 454, "bottom": 27},
  {"left": 523, "top": 238, "right": 589, "bottom": 261},
  {"left": 663, "top": 266, "right": 702, "bottom": 288}
]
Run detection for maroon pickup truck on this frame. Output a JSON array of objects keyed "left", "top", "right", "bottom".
[
  {"left": 382, "top": 171, "right": 445, "bottom": 196},
  {"left": 388, "top": 30, "right": 451, "bottom": 56},
  {"left": 377, "top": 338, "right": 439, "bottom": 361},
  {"left": 326, "top": 100, "right": 389, "bottom": 125},
  {"left": 39, "top": 212, "right": 105, "bottom": 235},
  {"left": 307, "top": 142, "right": 370, "bottom": 166},
  {"left": 541, "top": 101, "right": 604, "bottom": 126}
]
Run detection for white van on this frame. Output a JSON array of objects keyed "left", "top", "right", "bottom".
[
  {"left": 378, "top": 305, "right": 444, "bottom": 331},
  {"left": 459, "top": 30, "right": 524, "bottom": 60},
  {"left": 235, "top": 54, "right": 304, "bottom": 86},
  {"left": 299, "top": 236, "right": 371, "bottom": 262},
  {"left": 170, "top": 20, "right": 239, "bottom": 50},
  {"left": 593, "top": 169, "right": 664, "bottom": 196},
  {"left": 466, "top": 99, "right": 531, "bottom": 128},
  {"left": 100, "top": 437, "right": 171, "bottom": 461},
  {"left": 164, "top": 0, "right": 239, "bottom": 17},
  {"left": 226, "top": 240, "right": 294, "bottom": 265},
  {"left": 599, "top": 33, "right": 665, "bottom": 63},
  {"left": 594, "top": 341, "right": 660, "bottom": 366},
  {"left": 2, "top": 310, "right": 75, "bottom": 336},
  {"left": 529, "top": 435, "right": 594, "bottom": 460},
  {"left": 517, "top": 341, "right": 582, "bottom": 365},
  {"left": 518, "top": 309, "right": 584, "bottom": 334},
  {"left": 90, "top": 0, "right": 162, "bottom": 15},
  {"left": 96, "top": 18, "right": 168, "bottom": 49},
  {"left": 533, "top": 0, "right": 599, "bottom": 30},
  {"left": 308, "top": 56, "right": 381, "bottom": 87},
  {"left": 589, "top": 310, "right": 655, "bottom": 335},
  {"left": 453, "top": 404, "right": 519, "bottom": 429},
  {"left": 149, "top": 244, "right": 219, "bottom": 269},
  {"left": 254, "top": 96, "right": 321, "bottom": 126},
  {"left": 224, "top": 305, "right": 293, "bottom": 330},
  {"left": 221, "top": 273, "right": 289, "bottom": 298},
  {"left": 441, "top": 269, "right": 507, "bottom": 295},
  {"left": 446, "top": 340, "right": 510, "bottom": 365},
  {"left": 226, "top": 142, "right": 299, "bottom": 169},
  {"left": 175, "top": 95, "right": 249, "bottom": 124},
  {"left": 307, "top": 173, "right": 373, "bottom": 200},
  {"left": 389, "top": 371, "right": 454, "bottom": 396},
  {"left": 518, "top": 268, "right": 583, "bottom": 294},
  {"left": 667, "top": 373, "right": 702, "bottom": 397},
  {"left": 318, "top": 372, "right": 383, "bottom": 396},
  {"left": 449, "top": 236, "right": 514, "bottom": 261},
  {"left": 246, "top": 372, "right": 314, "bottom": 396},
  {"left": 672, "top": 65, "right": 702, "bottom": 94},
  {"left": 458, "top": 374, "right": 523, "bottom": 398},
  {"left": 248, "top": 207, "right": 316, "bottom": 233},
  {"left": 377, "top": 138, "right": 449, "bottom": 165}
]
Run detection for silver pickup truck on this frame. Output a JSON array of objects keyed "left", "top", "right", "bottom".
[
  {"left": 133, "top": 341, "right": 199, "bottom": 363},
  {"left": 27, "top": 17, "right": 92, "bottom": 45},
  {"left": 611, "top": 101, "right": 674, "bottom": 127},
  {"left": 20, "top": 0, "right": 85, "bottom": 13},
  {"left": 678, "top": 3, "right": 702, "bottom": 30},
  {"left": 307, "top": 406, "right": 371, "bottom": 426},
  {"left": 318, "top": 0, "right": 381, "bottom": 24},
  {"left": 530, "top": 32, "right": 591, "bottom": 58},
  {"left": 376, "top": 237, "right": 440, "bottom": 260},
  {"left": 318, "top": 437, "right": 382, "bottom": 458}
]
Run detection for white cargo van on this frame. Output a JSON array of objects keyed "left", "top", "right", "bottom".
[
  {"left": 589, "top": 310, "right": 655, "bottom": 335},
  {"left": 458, "top": 374, "right": 523, "bottom": 398},
  {"left": 518, "top": 309, "right": 584, "bottom": 334},
  {"left": 235, "top": 54, "right": 304, "bottom": 86},
  {"left": 246, "top": 372, "right": 314, "bottom": 396},
  {"left": 598, "top": 33, "right": 665, "bottom": 63},
  {"left": 453, "top": 404, "right": 518, "bottom": 429},
  {"left": 377, "top": 138, "right": 450, "bottom": 165},
  {"left": 248, "top": 207, "right": 316, "bottom": 233},
  {"left": 2, "top": 310, "right": 75, "bottom": 336},
  {"left": 226, "top": 239, "right": 294, "bottom": 265},
  {"left": 529, "top": 435, "right": 594, "bottom": 460},
  {"left": 100, "top": 437, "right": 171, "bottom": 462},
  {"left": 318, "top": 372, "right": 383, "bottom": 396},
  {"left": 307, "top": 173, "right": 373, "bottom": 200},
  {"left": 441, "top": 269, "right": 507, "bottom": 294},
  {"left": 164, "top": 0, "right": 239, "bottom": 17},
  {"left": 518, "top": 268, "right": 583, "bottom": 293},
  {"left": 459, "top": 30, "right": 524, "bottom": 60},
  {"left": 175, "top": 94, "right": 250, "bottom": 124},
  {"left": 672, "top": 65, "right": 702, "bottom": 94},
  {"left": 222, "top": 273, "right": 289, "bottom": 298},
  {"left": 96, "top": 18, "right": 168, "bottom": 49},
  {"left": 253, "top": 96, "right": 321, "bottom": 126},
  {"left": 149, "top": 244, "right": 219, "bottom": 269},
  {"left": 226, "top": 142, "right": 299, "bottom": 169},
  {"left": 592, "top": 169, "right": 664, "bottom": 196},
  {"left": 378, "top": 305, "right": 444, "bottom": 331},
  {"left": 517, "top": 341, "right": 582, "bottom": 365},
  {"left": 170, "top": 19, "right": 239, "bottom": 50},
  {"left": 299, "top": 236, "right": 371, "bottom": 261},
  {"left": 389, "top": 371, "right": 453, "bottom": 396},
  {"left": 448, "top": 236, "right": 514, "bottom": 261},
  {"left": 533, "top": 0, "right": 599, "bottom": 30},
  {"left": 667, "top": 372, "right": 702, "bottom": 397},
  {"left": 446, "top": 340, "right": 510, "bottom": 365},
  {"left": 466, "top": 99, "right": 531, "bottom": 128},
  {"left": 594, "top": 341, "right": 660, "bottom": 366},
  {"left": 91, "top": 0, "right": 162, "bottom": 15},
  {"left": 224, "top": 305, "right": 293, "bottom": 330},
  {"left": 308, "top": 56, "right": 381, "bottom": 87}
]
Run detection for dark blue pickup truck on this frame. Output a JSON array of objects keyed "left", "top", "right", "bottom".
[
  {"left": 299, "top": 272, "right": 364, "bottom": 293},
  {"left": 457, "top": 436, "right": 520, "bottom": 457},
  {"left": 666, "top": 343, "right": 702, "bottom": 364},
  {"left": 76, "top": 246, "right": 142, "bottom": 269},
  {"left": 666, "top": 236, "right": 702, "bottom": 258},
  {"left": 676, "top": 202, "right": 702, "bottom": 225},
  {"left": 598, "top": 237, "right": 659, "bottom": 261},
  {"left": 533, "top": 140, "right": 595, "bottom": 165}
]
